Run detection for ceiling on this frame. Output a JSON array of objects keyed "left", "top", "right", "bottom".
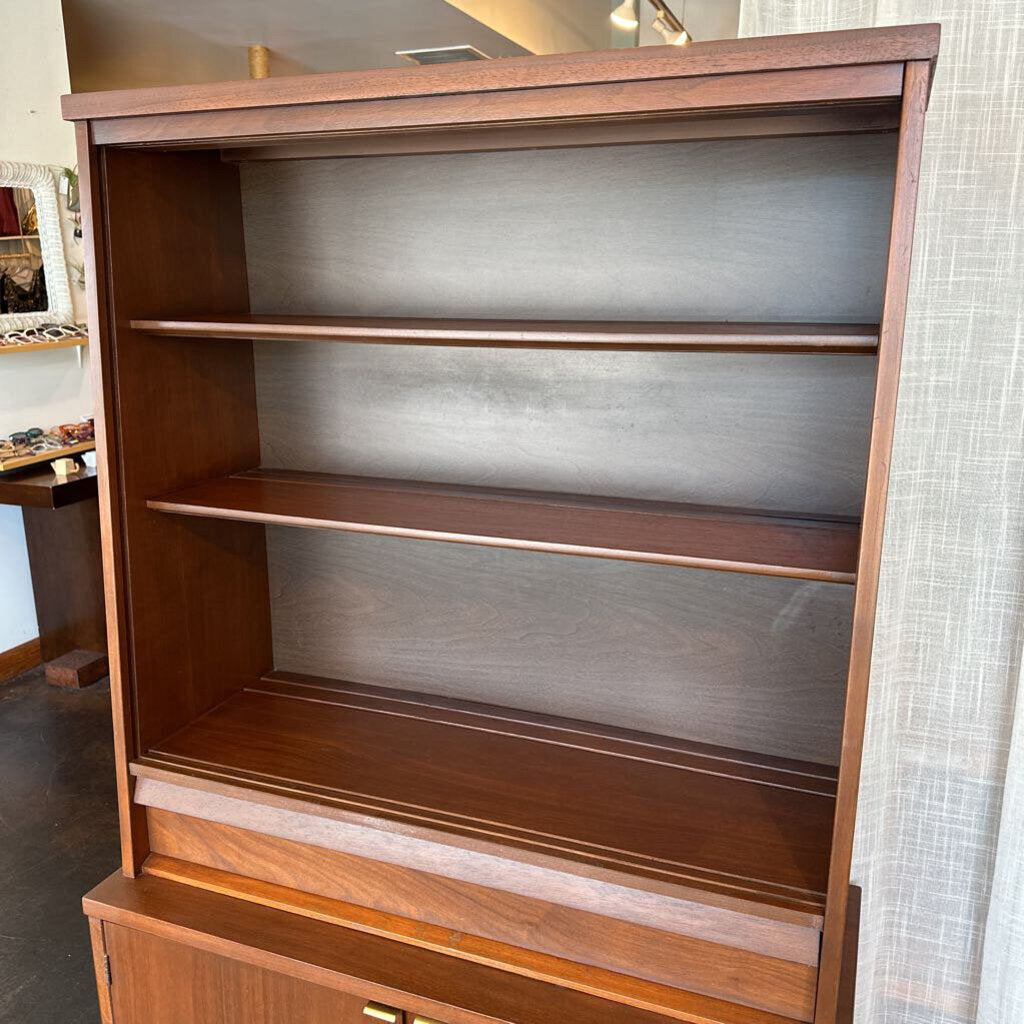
[
  {"left": 61, "top": 0, "right": 740, "bottom": 93},
  {"left": 61, "top": 0, "right": 530, "bottom": 92}
]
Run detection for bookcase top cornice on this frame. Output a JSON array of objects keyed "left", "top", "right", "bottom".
[{"left": 62, "top": 23, "right": 939, "bottom": 124}]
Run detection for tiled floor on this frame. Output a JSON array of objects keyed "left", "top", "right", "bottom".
[{"left": 0, "top": 668, "right": 119, "bottom": 1024}]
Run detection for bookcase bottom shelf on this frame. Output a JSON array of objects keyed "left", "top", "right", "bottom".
[{"left": 133, "top": 673, "right": 835, "bottom": 939}]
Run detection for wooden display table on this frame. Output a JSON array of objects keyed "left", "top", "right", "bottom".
[{"left": 0, "top": 461, "right": 108, "bottom": 686}]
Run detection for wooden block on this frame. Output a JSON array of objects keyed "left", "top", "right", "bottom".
[{"left": 44, "top": 648, "right": 109, "bottom": 688}]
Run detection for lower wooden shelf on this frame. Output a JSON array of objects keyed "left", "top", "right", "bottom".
[{"left": 133, "top": 673, "right": 836, "bottom": 932}]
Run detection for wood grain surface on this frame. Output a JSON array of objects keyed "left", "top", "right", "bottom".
[
  {"left": 143, "top": 852, "right": 818, "bottom": 1021},
  {"left": 266, "top": 528, "right": 853, "bottom": 764},
  {"left": 219, "top": 103, "right": 902, "bottom": 162},
  {"left": 98, "top": 147, "right": 273, "bottom": 754},
  {"left": 814, "top": 61, "right": 932, "bottom": 1024},
  {"left": 62, "top": 25, "right": 939, "bottom": 122},
  {"left": 140, "top": 676, "right": 835, "bottom": 915},
  {"left": 132, "top": 316, "right": 879, "bottom": 354},
  {"left": 0, "top": 463, "right": 97, "bottom": 509},
  {"left": 145, "top": 808, "right": 819, "bottom": 1016},
  {"left": 149, "top": 469, "right": 860, "bottom": 582},
  {"left": 85, "top": 870, "right": 805, "bottom": 1024},
  {"left": 133, "top": 774, "right": 822, "bottom": 958},
  {"left": 22, "top": 498, "right": 108, "bottom": 661},
  {"left": 242, "top": 137, "right": 896, "bottom": 327}
]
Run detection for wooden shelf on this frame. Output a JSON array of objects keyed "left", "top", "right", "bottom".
[
  {"left": 0, "top": 335, "right": 87, "bottom": 356},
  {"left": 148, "top": 469, "right": 859, "bottom": 583},
  {"left": 0, "top": 440, "right": 95, "bottom": 474},
  {"left": 131, "top": 315, "right": 880, "bottom": 354},
  {"left": 0, "top": 462, "right": 97, "bottom": 508},
  {"left": 137, "top": 672, "right": 836, "bottom": 921}
]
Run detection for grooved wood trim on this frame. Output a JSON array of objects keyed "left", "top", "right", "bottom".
[
  {"left": 83, "top": 871, "right": 802, "bottom": 1024},
  {"left": 143, "top": 854, "right": 817, "bottom": 1021},
  {"left": 135, "top": 675, "right": 834, "bottom": 919},
  {"left": 814, "top": 60, "right": 932, "bottom": 1024},
  {"left": 145, "top": 808, "right": 818, "bottom": 1018},
  {"left": 61, "top": 25, "right": 939, "bottom": 122},
  {"left": 0, "top": 637, "right": 41, "bottom": 684}
]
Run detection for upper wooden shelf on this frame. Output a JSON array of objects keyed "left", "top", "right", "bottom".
[
  {"left": 131, "top": 316, "right": 879, "bottom": 354},
  {"left": 148, "top": 468, "right": 859, "bottom": 583},
  {"left": 136, "top": 671, "right": 837, "bottom": 922}
]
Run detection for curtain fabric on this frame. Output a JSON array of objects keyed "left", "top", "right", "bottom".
[{"left": 736, "top": 4, "right": 1024, "bottom": 1023}]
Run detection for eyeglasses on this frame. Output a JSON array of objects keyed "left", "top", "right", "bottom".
[
  {"left": 8, "top": 428, "right": 43, "bottom": 447},
  {"left": 3, "top": 419, "right": 95, "bottom": 458}
]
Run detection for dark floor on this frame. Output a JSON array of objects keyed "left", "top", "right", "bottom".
[{"left": 0, "top": 667, "right": 119, "bottom": 1024}]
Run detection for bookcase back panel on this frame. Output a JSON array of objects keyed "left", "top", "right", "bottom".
[
  {"left": 266, "top": 527, "right": 853, "bottom": 765},
  {"left": 254, "top": 342, "right": 873, "bottom": 515},
  {"left": 241, "top": 133, "right": 897, "bottom": 324}
]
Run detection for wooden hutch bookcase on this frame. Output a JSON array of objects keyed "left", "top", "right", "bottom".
[{"left": 63, "top": 24, "right": 938, "bottom": 1024}]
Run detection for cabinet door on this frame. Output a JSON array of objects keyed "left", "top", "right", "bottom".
[{"left": 103, "top": 923, "right": 410, "bottom": 1024}]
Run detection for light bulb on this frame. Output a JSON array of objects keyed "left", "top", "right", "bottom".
[
  {"left": 610, "top": 0, "right": 640, "bottom": 30},
  {"left": 652, "top": 12, "right": 691, "bottom": 46}
]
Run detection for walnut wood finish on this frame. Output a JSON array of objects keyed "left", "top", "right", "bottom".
[
  {"left": 95, "top": 147, "right": 272, "bottom": 755},
  {"left": 145, "top": 812, "right": 819, "bottom": 1019},
  {"left": 136, "top": 673, "right": 835, "bottom": 917},
  {"left": 0, "top": 462, "right": 97, "bottom": 509},
  {"left": 75, "top": 120, "right": 146, "bottom": 874},
  {"left": 0, "top": 453, "right": 105, "bottom": 678},
  {"left": 61, "top": 26, "right": 938, "bottom": 124},
  {"left": 22, "top": 498, "right": 107, "bottom": 663},
  {"left": 148, "top": 469, "right": 860, "bottom": 583},
  {"left": 0, "top": 637, "right": 41, "bottom": 684},
  {"left": 84, "top": 870, "right": 803, "bottom": 1024},
  {"left": 133, "top": 316, "right": 879, "bottom": 354},
  {"left": 88, "top": 919, "right": 113, "bottom": 1024},
  {"left": 67, "top": 26, "right": 938, "bottom": 1024},
  {"left": 85, "top": 65, "right": 905, "bottom": 150},
  {"left": 219, "top": 103, "right": 901, "bottom": 161},
  {"left": 813, "top": 60, "right": 931, "bottom": 1024},
  {"left": 44, "top": 647, "right": 109, "bottom": 688},
  {"left": 135, "top": 773, "right": 822, "bottom": 966},
  {"left": 102, "top": 922, "right": 393, "bottom": 1024}
]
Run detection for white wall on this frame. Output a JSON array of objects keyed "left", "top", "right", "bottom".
[{"left": 0, "top": 0, "right": 91, "bottom": 653}]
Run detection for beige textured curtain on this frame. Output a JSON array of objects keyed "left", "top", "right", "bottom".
[{"left": 736, "top": 4, "right": 1024, "bottom": 1022}]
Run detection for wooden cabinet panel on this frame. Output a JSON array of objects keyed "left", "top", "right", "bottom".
[{"left": 103, "top": 923, "right": 397, "bottom": 1023}]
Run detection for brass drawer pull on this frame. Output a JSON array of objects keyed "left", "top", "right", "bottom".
[
  {"left": 412, "top": 1017, "right": 445, "bottom": 1024},
  {"left": 362, "top": 1003, "right": 400, "bottom": 1023}
]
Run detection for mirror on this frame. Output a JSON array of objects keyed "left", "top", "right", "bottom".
[{"left": 0, "top": 161, "right": 74, "bottom": 332}]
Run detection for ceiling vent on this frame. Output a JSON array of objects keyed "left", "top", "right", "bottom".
[{"left": 396, "top": 45, "right": 491, "bottom": 65}]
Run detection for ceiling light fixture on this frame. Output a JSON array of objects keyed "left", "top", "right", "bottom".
[
  {"left": 610, "top": 0, "right": 640, "bottom": 30},
  {"left": 611, "top": 0, "right": 691, "bottom": 46},
  {"left": 652, "top": 11, "right": 691, "bottom": 46}
]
